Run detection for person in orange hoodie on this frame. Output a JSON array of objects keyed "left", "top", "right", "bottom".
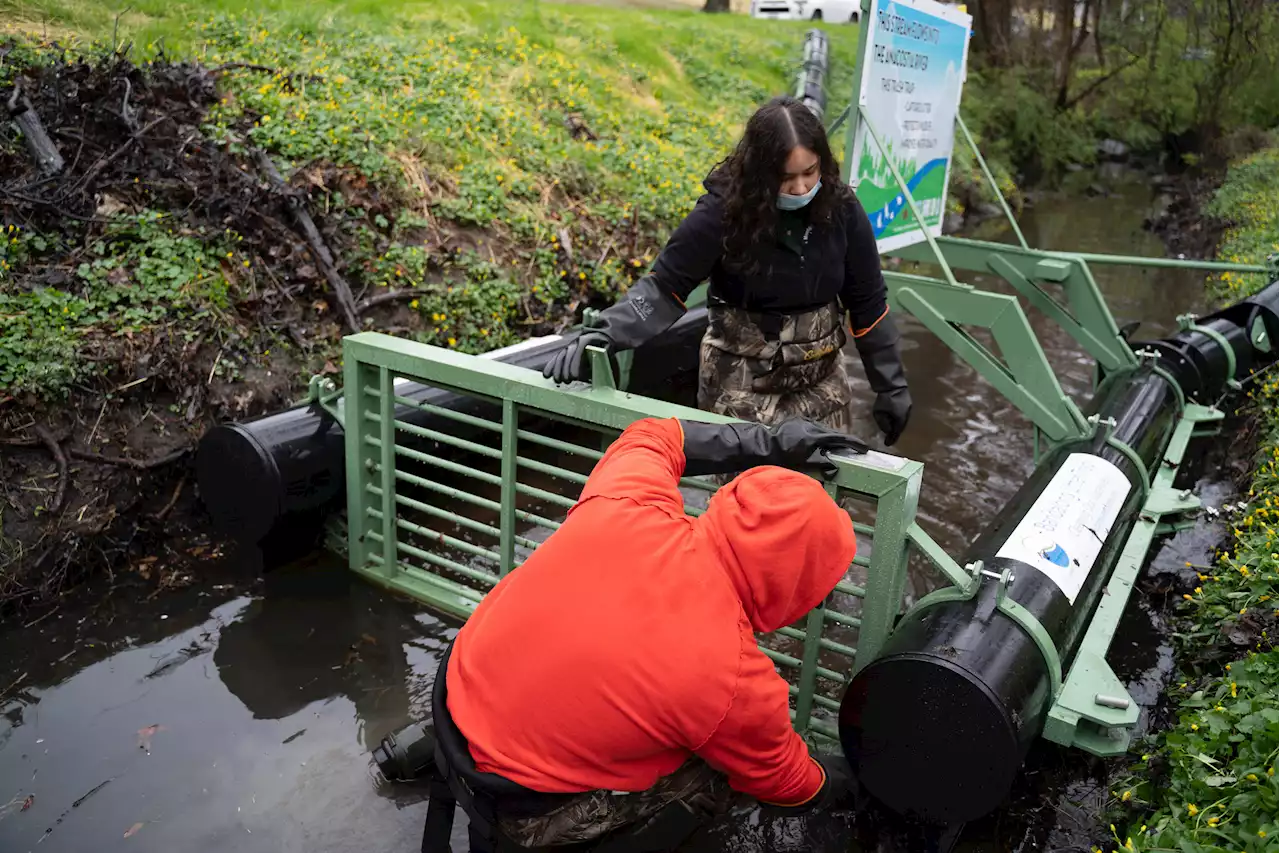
[{"left": 438, "top": 416, "right": 864, "bottom": 850}]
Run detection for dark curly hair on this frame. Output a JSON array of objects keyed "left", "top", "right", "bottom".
[{"left": 712, "top": 96, "right": 850, "bottom": 270}]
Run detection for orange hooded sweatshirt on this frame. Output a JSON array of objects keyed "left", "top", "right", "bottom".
[{"left": 446, "top": 417, "right": 857, "bottom": 806}]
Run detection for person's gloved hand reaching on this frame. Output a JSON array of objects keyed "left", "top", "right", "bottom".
[
  {"left": 852, "top": 313, "right": 912, "bottom": 446},
  {"left": 678, "top": 418, "right": 868, "bottom": 478},
  {"left": 544, "top": 278, "right": 686, "bottom": 385},
  {"left": 759, "top": 753, "right": 859, "bottom": 816}
]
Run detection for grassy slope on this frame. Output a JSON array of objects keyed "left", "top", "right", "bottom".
[
  {"left": 0, "top": 0, "right": 867, "bottom": 607},
  {"left": 1106, "top": 149, "right": 1278, "bottom": 853},
  {"left": 0, "top": 0, "right": 865, "bottom": 398}
]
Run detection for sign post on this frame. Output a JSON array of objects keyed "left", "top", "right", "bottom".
[{"left": 842, "top": 0, "right": 973, "bottom": 255}]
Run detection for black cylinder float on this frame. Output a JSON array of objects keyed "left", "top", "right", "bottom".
[
  {"left": 196, "top": 308, "right": 710, "bottom": 551},
  {"left": 839, "top": 282, "right": 1279, "bottom": 825}
]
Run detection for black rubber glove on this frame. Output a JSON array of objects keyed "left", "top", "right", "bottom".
[
  {"left": 759, "top": 753, "right": 857, "bottom": 816},
  {"left": 678, "top": 418, "right": 868, "bottom": 478},
  {"left": 852, "top": 312, "right": 912, "bottom": 446},
  {"left": 544, "top": 277, "right": 685, "bottom": 385}
]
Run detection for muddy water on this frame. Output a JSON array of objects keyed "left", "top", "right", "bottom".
[{"left": 0, "top": 168, "right": 1224, "bottom": 853}]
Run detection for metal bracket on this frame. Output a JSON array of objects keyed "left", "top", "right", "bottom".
[
  {"left": 1088, "top": 414, "right": 1151, "bottom": 505},
  {"left": 587, "top": 345, "right": 617, "bottom": 391},
  {"left": 1177, "top": 313, "right": 1241, "bottom": 390},
  {"left": 1136, "top": 346, "right": 1187, "bottom": 413},
  {"left": 307, "top": 374, "right": 345, "bottom": 426},
  {"left": 900, "top": 556, "right": 1065, "bottom": 700},
  {"left": 580, "top": 310, "right": 633, "bottom": 390}
]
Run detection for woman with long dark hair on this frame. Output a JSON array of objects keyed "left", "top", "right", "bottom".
[{"left": 545, "top": 95, "right": 912, "bottom": 447}]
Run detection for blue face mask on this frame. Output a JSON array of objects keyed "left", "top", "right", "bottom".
[{"left": 777, "top": 179, "right": 821, "bottom": 211}]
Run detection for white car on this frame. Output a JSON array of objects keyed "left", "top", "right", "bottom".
[{"left": 750, "top": 0, "right": 860, "bottom": 22}]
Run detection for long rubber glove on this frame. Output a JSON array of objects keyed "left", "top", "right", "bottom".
[
  {"left": 544, "top": 277, "right": 685, "bottom": 385},
  {"left": 852, "top": 312, "right": 912, "bottom": 446},
  {"left": 678, "top": 419, "right": 868, "bottom": 478},
  {"left": 759, "top": 753, "right": 858, "bottom": 816}
]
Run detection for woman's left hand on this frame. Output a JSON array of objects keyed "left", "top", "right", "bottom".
[
  {"left": 872, "top": 386, "right": 912, "bottom": 446},
  {"left": 853, "top": 313, "right": 912, "bottom": 447}
]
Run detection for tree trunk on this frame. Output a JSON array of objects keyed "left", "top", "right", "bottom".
[
  {"left": 1054, "top": 0, "right": 1093, "bottom": 107},
  {"left": 974, "top": 0, "right": 1015, "bottom": 65}
]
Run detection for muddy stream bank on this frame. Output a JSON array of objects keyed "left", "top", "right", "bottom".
[{"left": 0, "top": 167, "right": 1243, "bottom": 853}]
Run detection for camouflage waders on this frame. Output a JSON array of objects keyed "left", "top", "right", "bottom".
[
  {"left": 497, "top": 758, "right": 738, "bottom": 848},
  {"left": 695, "top": 301, "right": 872, "bottom": 595},
  {"left": 697, "top": 302, "right": 855, "bottom": 482}
]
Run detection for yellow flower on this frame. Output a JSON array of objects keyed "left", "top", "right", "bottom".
[
  {"left": 1247, "top": 773, "right": 1258, "bottom": 782},
  {"left": 409, "top": 299, "right": 419, "bottom": 309},
  {"left": 447, "top": 337, "right": 457, "bottom": 347},
  {"left": 1187, "top": 804, "right": 1198, "bottom": 816},
  {"left": 1207, "top": 817, "right": 1219, "bottom": 827},
  {"left": 1231, "top": 682, "right": 1238, "bottom": 697},
  {"left": 1121, "top": 790, "right": 1131, "bottom": 802}
]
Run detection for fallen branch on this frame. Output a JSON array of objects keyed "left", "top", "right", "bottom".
[
  {"left": 251, "top": 148, "right": 361, "bottom": 333},
  {"left": 66, "top": 114, "right": 169, "bottom": 199},
  {"left": 356, "top": 287, "right": 430, "bottom": 312},
  {"left": 69, "top": 445, "right": 190, "bottom": 471},
  {"left": 34, "top": 426, "right": 68, "bottom": 515},
  {"left": 149, "top": 473, "right": 187, "bottom": 522},
  {"left": 8, "top": 79, "right": 65, "bottom": 176},
  {"left": 0, "top": 672, "right": 27, "bottom": 701}
]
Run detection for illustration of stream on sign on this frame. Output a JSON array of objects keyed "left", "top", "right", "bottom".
[
  {"left": 849, "top": 0, "right": 972, "bottom": 253},
  {"left": 995, "top": 454, "right": 1133, "bottom": 604}
]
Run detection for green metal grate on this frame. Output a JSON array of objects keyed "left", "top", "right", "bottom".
[{"left": 341, "top": 332, "right": 958, "bottom": 742}]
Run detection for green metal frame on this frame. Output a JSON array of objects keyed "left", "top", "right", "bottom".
[{"left": 339, "top": 332, "right": 956, "bottom": 742}]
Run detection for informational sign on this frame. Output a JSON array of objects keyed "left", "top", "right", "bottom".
[
  {"left": 849, "top": 0, "right": 972, "bottom": 253},
  {"left": 995, "top": 454, "right": 1132, "bottom": 604}
]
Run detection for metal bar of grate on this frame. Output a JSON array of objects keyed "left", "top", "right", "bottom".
[
  {"left": 366, "top": 529, "right": 500, "bottom": 587},
  {"left": 776, "top": 626, "right": 857, "bottom": 659},
  {"left": 499, "top": 399, "right": 519, "bottom": 576},
  {"left": 759, "top": 646, "right": 847, "bottom": 685}
]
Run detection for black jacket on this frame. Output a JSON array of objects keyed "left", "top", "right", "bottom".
[{"left": 647, "top": 174, "right": 889, "bottom": 334}]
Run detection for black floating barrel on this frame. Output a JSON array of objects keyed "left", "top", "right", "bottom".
[
  {"left": 196, "top": 308, "right": 710, "bottom": 554},
  {"left": 839, "top": 282, "right": 1278, "bottom": 825}
]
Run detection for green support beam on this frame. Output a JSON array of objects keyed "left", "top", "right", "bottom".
[
  {"left": 893, "top": 236, "right": 1140, "bottom": 373},
  {"left": 887, "top": 272, "right": 1090, "bottom": 442}
]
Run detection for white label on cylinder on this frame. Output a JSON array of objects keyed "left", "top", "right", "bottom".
[{"left": 994, "top": 452, "right": 1132, "bottom": 604}]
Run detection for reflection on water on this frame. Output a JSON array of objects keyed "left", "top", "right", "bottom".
[{"left": 0, "top": 167, "right": 1222, "bottom": 853}]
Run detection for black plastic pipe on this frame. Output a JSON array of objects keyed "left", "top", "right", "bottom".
[
  {"left": 196, "top": 308, "right": 709, "bottom": 555},
  {"left": 838, "top": 282, "right": 1278, "bottom": 825}
]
